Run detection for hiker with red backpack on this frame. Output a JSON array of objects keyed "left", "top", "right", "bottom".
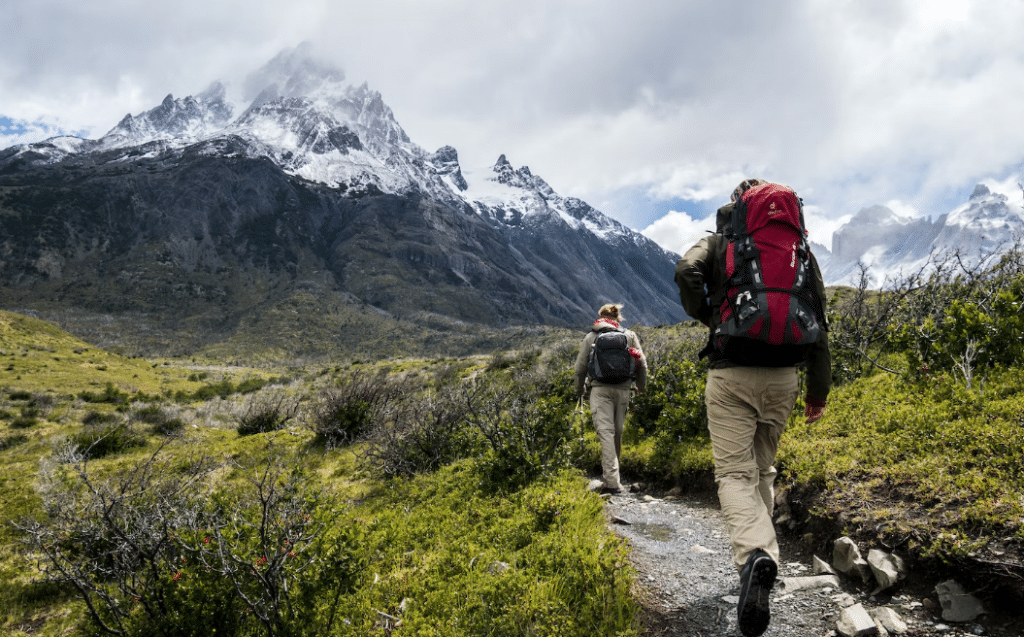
[
  {"left": 574, "top": 303, "right": 647, "bottom": 495},
  {"left": 675, "top": 179, "right": 831, "bottom": 637}
]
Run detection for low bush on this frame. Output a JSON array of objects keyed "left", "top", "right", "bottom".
[
  {"left": 17, "top": 446, "right": 365, "bottom": 637},
  {"left": 308, "top": 370, "right": 411, "bottom": 447},
  {"left": 81, "top": 410, "right": 118, "bottom": 426},
  {"left": 78, "top": 383, "right": 131, "bottom": 405},
  {"left": 359, "top": 381, "right": 485, "bottom": 477},
  {"left": 464, "top": 378, "right": 578, "bottom": 491},
  {"left": 235, "top": 391, "right": 300, "bottom": 436},
  {"left": 131, "top": 403, "right": 187, "bottom": 436},
  {"left": 70, "top": 422, "right": 147, "bottom": 459},
  {"left": 0, "top": 433, "right": 28, "bottom": 451},
  {"left": 11, "top": 405, "right": 41, "bottom": 429}
]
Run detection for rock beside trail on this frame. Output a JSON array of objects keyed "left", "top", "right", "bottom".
[{"left": 599, "top": 486, "right": 1020, "bottom": 637}]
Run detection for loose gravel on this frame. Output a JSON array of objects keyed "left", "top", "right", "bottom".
[{"left": 600, "top": 485, "right": 1024, "bottom": 637}]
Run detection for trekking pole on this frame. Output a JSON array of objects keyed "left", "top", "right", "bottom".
[{"left": 574, "top": 396, "right": 586, "bottom": 441}]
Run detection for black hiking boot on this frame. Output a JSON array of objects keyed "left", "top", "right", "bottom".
[{"left": 737, "top": 549, "right": 777, "bottom": 636}]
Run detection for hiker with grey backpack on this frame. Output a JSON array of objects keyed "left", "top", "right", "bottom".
[
  {"left": 574, "top": 303, "right": 647, "bottom": 495},
  {"left": 675, "top": 179, "right": 831, "bottom": 637}
]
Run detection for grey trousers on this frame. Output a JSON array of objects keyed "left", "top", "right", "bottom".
[
  {"left": 590, "top": 383, "right": 631, "bottom": 490},
  {"left": 705, "top": 366, "right": 799, "bottom": 570}
]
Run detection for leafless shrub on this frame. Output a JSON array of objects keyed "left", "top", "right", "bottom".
[
  {"left": 358, "top": 382, "right": 485, "bottom": 477},
  {"left": 16, "top": 444, "right": 355, "bottom": 637},
  {"left": 829, "top": 241, "right": 1024, "bottom": 383},
  {"left": 236, "top": 390, "right": 301, "bottom": 436},
  {"left": 308, "top": 369, "right": 413, "bottom": 447}
]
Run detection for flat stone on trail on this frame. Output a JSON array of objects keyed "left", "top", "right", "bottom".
[
  {"left": 837, "top": 603, "right": 878, "bottom": 636},
  {"left": 777, "top": 574, "right": 841, "bottom": 593}
]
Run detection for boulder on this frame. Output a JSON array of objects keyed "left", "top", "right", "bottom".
[
  {"left": 837, "top": 603, "right": 878, "bottom": 636},
  {"left": 935, "top": 579, "right": 985, "bottom": 622},
  {"left": 834, "top": 536, "right": 873, "bottom": 583},
  {"left": 867, "top": 548, "right": 906, "bottom": 592},
  {"left": 814, "top": 554, "right": 839, "bottom": 576},
  {"left": 871, "top": 607, "right": 909, "bottom": 635}
]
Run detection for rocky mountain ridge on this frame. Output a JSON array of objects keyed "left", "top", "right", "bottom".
[
  {"left": 819, "top": 184, "right": 1024, "bottom": 288},
  {"left": 0, "top": 47, "right": 685, "bottom": 360}
]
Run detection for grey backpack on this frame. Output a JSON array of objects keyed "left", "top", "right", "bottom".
[{"left": 587, "top": 328, "right": 637, "bottom": 383}]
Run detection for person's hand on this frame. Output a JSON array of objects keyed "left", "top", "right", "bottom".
[{"left": 804, "top": 402, "right": 825, "bottom": 424}]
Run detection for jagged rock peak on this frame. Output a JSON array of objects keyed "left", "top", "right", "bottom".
[
  {"left": 429, "top": 146, "right": 467, "bottom": 191},
  {"left": 971, "top": 183, "right": 991, "bottom": 199}
]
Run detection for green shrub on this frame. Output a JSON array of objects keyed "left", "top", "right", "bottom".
[
  {"left": 234, "top": 376, "right": 268, "bottom": 394},
  {"left": 359, "top": 382, "right": 485, "bottom": 477},
  {"left": 11, "top": 405, "right": 41, "bottom": 429},
  {"left": 189, "top": 379, "right": 237, "bottom": 401},
  {"left": 0, "top": 433, "right": 28, "bottom": 451},
  {"left": 70, "top": 422, "right": 146, "bottom": 459},
  {"left": 466, "top": 380, "right": 578, "bottom": 491},
  {"left": 309, "top": 370, "right": 410, "bottom": 446},
  {"left": 129, "top": 403, "right": 186, "bottom": 436},
  {"left": 81, "top": 410, "right": 117, "bottom": 426},
  {"left": 18, "top": 448, "right": 365, "bottom": 637},
  {"left": 78, "top": 383, "right": 130, "bottom": 405},
  {"left": 235, "top": 391, "right": 299, "bottom": 436}
]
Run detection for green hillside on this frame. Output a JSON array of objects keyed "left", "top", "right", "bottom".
[{"left": 2, "top": 243, "right": 1024, "bottom": 635}]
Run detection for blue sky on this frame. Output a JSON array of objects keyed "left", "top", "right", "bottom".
[{"left": 3, "top": 0, "right": 1024, "bottom": 256}]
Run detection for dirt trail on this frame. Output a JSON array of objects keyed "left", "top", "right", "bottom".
[{"left": 601, "top": 486, "right": 1022, "bottom": 637}]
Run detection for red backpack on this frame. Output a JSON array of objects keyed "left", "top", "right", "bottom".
[{"left": 712, "top": 183, "right": 824, "bottom": 366}]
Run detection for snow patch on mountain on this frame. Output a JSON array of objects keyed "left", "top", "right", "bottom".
[
  {"left": 822, "top": 184, "right": 1024, "bottom": 288},
  {"left": 1, "top": 46, "right": 677, "bottom": 272}
]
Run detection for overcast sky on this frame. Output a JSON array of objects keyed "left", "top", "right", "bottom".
[{"left": 4, "top": 0, "right": 1024, "bottom": 255}]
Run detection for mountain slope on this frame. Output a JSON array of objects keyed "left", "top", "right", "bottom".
[
  {"left": 0, "top": 47, "right": 685, "bottom": 360},
  {"left": 821, "top": 184, "right": 1024, "bottom": 287}
]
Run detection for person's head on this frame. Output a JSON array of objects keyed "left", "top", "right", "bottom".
[
  {"left": 730, "top": 178, "right": 766, "bottom": 203},
  {"left": 598, "top": 303, "right": 624, "bottom": 323}
]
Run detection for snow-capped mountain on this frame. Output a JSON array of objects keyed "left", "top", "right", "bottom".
[
  {"left": 0, "top": 46, "right": 685, "bottom": 358},
  {"left": 820, "top": 184, "right": 1024, "bottom": 288}
]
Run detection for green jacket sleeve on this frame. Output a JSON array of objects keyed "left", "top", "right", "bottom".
[
  {"left": 805, "top": 251, "right": 832, "bottom": 405},
  {"left": 675, "top": 235, "right": 717, "bottom": 325}
]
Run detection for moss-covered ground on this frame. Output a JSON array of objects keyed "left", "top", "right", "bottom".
[{"left": 2, "top": 291, "right": 1024, "bottom": 635}]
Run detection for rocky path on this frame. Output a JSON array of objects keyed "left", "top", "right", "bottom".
[{"left": 600, "top": 486, "right": 1022, "bottom": 637}]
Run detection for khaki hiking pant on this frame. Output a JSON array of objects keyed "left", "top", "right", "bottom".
[
  {"left": 590, "top": 383, "right": 631, "bottom": 490},
  {"left": 705, "top": 366, "right": 799, "bottom": 571}
]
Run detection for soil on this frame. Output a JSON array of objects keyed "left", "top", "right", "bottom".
[{"left": 600, "top": 483, "right": 1024, "bottom": 637}]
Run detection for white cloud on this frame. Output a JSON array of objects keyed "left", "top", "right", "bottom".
[
  {"left": 641, "top": 209, "right": 715, "bottom": 257},
  {"left": 2, "top": 0, "right": 1023, "bottom": 235},
  {"left": 803, "top": 205, "right": 852, "bottom": 253}
]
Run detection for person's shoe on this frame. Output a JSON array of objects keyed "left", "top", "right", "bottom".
[{"left": 737, "top": 549, "right": 777, "bottom": 636}]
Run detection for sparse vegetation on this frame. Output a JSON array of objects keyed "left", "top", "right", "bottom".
[{"left": 2, "top": 243, "right": 1024, "bottom": 636}]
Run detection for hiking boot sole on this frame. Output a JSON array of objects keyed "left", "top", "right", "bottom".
[{"left": 738, "top": 551, "right": 777, "bottom": 637}]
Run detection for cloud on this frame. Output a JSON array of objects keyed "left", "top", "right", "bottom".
[
  {"left": 0, "top": 116, "right": 73, "bottom": 149},
  {"left": 2, "top": 0, "right": 1023, "bottom": 236},
  {"left": 641, "top": 209, "right": 715, "bottom": 257}
]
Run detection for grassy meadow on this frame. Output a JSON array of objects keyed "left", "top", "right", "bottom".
[{"left": 2, "top": 246, "right": 1024, "bottom": 635}]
